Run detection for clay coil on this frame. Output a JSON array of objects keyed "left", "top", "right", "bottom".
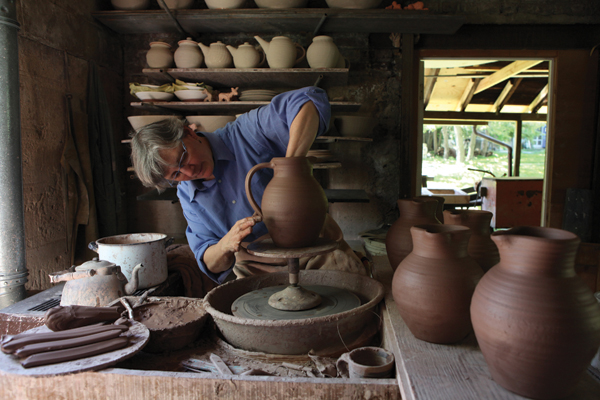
[
  {"left": 1, "top": 325, "right": 128, "bottom": 354},
  {"left": 21, "top": 337, "right": 130, "bottom": 368},
  {"left": 14, "top": 329, "right": 125, "bottom": 357}
]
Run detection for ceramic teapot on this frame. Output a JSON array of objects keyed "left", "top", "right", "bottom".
[
  {"left": 198, "top": 41, "right": 233, "bottom": 68},
  {"left": 49, "top": 259, "right": 144, "bottom": 307},
  {"left": 254, "top": 35, "right": 306, "bottom": 68},
  {"left": 227, "top": 42, "right": 265, "bottom": 68},
  {"left": 245, "top": 157, "right": 327, "bottom": 248},
  {"left": 174, "top": 37, "right": 203, "bottom": 68}
]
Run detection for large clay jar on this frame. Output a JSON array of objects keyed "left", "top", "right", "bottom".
[
  {"left": 245, "top": 157, "right": 327, "bottom": 248},
  {"left": 307, "top": 36, "right": 341, "bottom": 68},
  {"left": 385, "top": 197, "right": 440, "bottom": 270},
  {"left": 443, "top": 209, "right": 499, "bottom": 272},
  {"left": 392, "top": 225, "right": 484, "bottom": 343},
  {"left": 174, "top": 37, "right": 203, "bottom": 68},
  {"left": 415, "top": 195, "right": 445, "bottom": 223},
  {"left": 254, "top": 35, "right": 306, "bottom": 69},
  {"left": 471, "top": 227, "right": 600, "bottom": 399},
  {"left": 198, "top": 41, "right": 233, "bottom": 68},
  {"left": 146, "top": 41, "right": 173, "bottom": 69}
]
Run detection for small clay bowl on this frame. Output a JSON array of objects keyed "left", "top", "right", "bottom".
[{"left": 116, "top": 296, "right": 209, "bottom": 353}]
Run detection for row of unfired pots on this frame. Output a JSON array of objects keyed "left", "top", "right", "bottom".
[{"left": 146, "top": 35, "right": 344, "bottom": 69}]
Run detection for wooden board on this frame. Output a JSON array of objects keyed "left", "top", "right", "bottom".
[
  {"left": 143, "top": 68, "right": 348, "bottom": 88},
  {"left": 374, "top": 255, "right": 600, "bottom": 400},
  {"left": 130, "top": 101, "right": 361, "bottom": 115},
  {"left": 0, "top": 321, "right": 149, "bottom": 376},
  {"left": 91, "top": 10, "right": 465, "bottom": 35}
]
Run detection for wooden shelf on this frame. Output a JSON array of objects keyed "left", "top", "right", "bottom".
[
  {"left": 315, "top": 136, "right": 373, "bottom": 143},
  {"left": 313, "top": 162, "right": 341, "bottom": 169},
  {"left": 130, "top": 100, "right": 361, "bottom": 114},
  {"left": 143, "top": 68, "right": 348, "bottom": 88},
  {"left": 92, "top": 9, "right": 464, "bottom": 35},
  {"left": 137, "top": 187, "right": 369, "bottom": 203}
]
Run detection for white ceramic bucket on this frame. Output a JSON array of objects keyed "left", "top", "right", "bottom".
[{"left": 89, "top": 233, "right": 172, "bottom": 289}]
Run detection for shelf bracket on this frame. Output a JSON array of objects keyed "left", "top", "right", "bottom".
[
  {"left": 313, "top": 14, "right": 328, "bottom": 37},
  {"left": 157, "top": 69, "right": 176, "bottom": 83},
  {"left": 313, "top": 74, "right": 324, "bottom": 88},
  {"left": 156, "top": 0, "right": 196, "bottom": 39}
]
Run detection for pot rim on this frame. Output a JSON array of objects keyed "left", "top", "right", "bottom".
[
  {"left": 96, "top": 233, "right": 168, "bottom": 246},
  {"left": 203, "top": 270, "right": 384, "bottom": 327}
]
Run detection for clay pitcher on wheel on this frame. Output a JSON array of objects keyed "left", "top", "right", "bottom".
[{"left": 245, "top": 156, "right": 327, "bottom": 248}]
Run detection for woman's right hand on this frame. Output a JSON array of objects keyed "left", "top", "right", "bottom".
[{"left": 220, "top": 215, "right": 262, "bottom": 254}]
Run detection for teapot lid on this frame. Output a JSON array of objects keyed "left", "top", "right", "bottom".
[
  {"left": 75, "top": 259, "right": 117, "bottom": 272},
  {"left": 150, "top": 41, "right": 171, "bottom": 48},
  {"left": 178, "top": 37, "right": 197, "bottom": 45}
]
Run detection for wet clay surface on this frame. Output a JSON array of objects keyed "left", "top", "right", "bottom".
[{"left": 134, "top": 298, "right": 200, "bottom": 331}]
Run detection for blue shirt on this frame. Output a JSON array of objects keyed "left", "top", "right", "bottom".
[{"left": 177, "top": 87, "right": 331, "bottom": 283}]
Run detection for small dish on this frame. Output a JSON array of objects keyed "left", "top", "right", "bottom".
[
  {"left": 186, "top": 115, "right": 236, "bottom": 132},
  {"left": 128, "top": 115, "right": 176, "bottom": 131},
  {"left": 174, "top": 89, "right": 208, "bottom": 102},
  {"left": 135, "top": 91, "right": 174, "bottom": 102}
]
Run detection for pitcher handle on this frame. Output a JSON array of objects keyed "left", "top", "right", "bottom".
[
  {"left": 245, "top": 161, "right": 273, "bottom": 218},
  {"left": 294, "top": 43, "right": 306, "bottom": 66}
]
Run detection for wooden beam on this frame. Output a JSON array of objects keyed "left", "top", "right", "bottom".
[
  {"left": 475, "top": 60, "right": 544, "bottom": 94},
  {"left": 491, "top": 78, "right": 522, "bottom": 114},
  {"left": 423, "top": 68, "right": 439, "bottom": 109},
  {"left": 514, "top": 119, "right": 523, "bottom": 176},
  {"left": 424, "top": 120, "right": 488, "bottom": 126},
  {"left": 456, "top": 79, "right": 478, "bottom": 112},
  {"left": 424, "top": 110, "right": 547, "bottom": 122},
  {"left": 527, "top": 83, "right": 549, "bottom": 113},
  {"left": 491, "top": 81, "right": 513, "bottom": 113}
]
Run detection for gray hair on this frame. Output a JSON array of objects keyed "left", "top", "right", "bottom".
[{"left": 130, "top": 117, "right": 186, "bottom": 190}]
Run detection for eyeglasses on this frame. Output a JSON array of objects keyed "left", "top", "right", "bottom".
[{"left": 168, "top": 141, "right": 187, "bottom": 187}]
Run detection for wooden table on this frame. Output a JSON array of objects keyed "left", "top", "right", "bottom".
[{"left": 373, "top": 256, "right": 600, "bottom": 400}]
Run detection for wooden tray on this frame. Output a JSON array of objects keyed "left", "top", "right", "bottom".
[{"left": 0, "top": 321, "right": 149, "bottom": 376}]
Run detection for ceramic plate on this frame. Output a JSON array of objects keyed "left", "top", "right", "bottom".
[{"left": 0, "top": 321, "right": 149, "bottom": 376}]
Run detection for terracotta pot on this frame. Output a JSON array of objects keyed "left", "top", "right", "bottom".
[
  {"left": 146, "top": 41, "right": 173, "bottom": 69},
  {"left": 415, "top": 195, "right": 445, "bottom": 223},
  {"left": 174, "top": 37, "right": 203, "bottom": 68},
  {"left": 443, "top": 209, "right": 499, "bottom": 272},
  {"left": 392, "top": 224, "right": 484, "bottom": 344},
  {"left": 307, "top": 36, "right": 341, "bottom": 68},
  {"left": 471, "top": 227, "right": 600, "bottom": 399},
  {"left": 245, "top": 157, "right": 327, "bottom": 248},
  {"left": 385, "top": 197, "right": 440, "bottom": 270}
]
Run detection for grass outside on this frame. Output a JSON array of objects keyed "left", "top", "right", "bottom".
[{"left": 422, "top": 148, "right": 546, "bottom": 190}]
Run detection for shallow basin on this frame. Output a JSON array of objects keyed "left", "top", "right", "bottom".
[{"left": 203, "top": 270, "right": 385, "bottom": 355}]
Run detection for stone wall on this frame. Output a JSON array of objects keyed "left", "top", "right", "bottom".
[{"left": 17, "top": 0, "right": 122, "bottom": 290}]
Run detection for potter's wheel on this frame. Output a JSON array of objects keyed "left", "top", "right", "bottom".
[
  {"left": 244, "top": 238, "right": 340, "bottom": 311},
  {"left": 231, "top": 284, "right": 361, "bottom": 320}
]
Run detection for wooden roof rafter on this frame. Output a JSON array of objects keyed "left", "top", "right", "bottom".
[
  {"left": 423, "top": 68, "right": 440, "bottom": 109},
  {"left": 456, "top": 79, "right": 479, "bottom": 112},
  {"left": 491, "top": 78, "right": 522, "bottom": 114},
  {"left": 474, "top": 60, "right": 545, "bottom": 94},
  {"left": 527, "top": 84, "right": 549, "bottom": 113}
]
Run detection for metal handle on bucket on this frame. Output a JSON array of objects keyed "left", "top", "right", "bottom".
[{"left": 88, "top": 241, "right": 99, "bottom": 253}]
